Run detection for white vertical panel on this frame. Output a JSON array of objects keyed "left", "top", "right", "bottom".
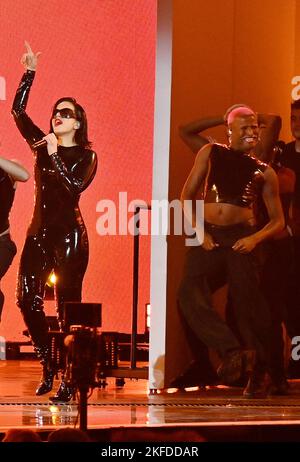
[{"left": 148, "top": 0, "right": 173, "bottom": 390}]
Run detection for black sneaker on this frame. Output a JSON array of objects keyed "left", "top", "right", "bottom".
[
  {"left": 243, "top": 371, "right": 269, "bottom": 399},
  {"left": 217, "top": 350, "right": 243, "bottom": 385}
]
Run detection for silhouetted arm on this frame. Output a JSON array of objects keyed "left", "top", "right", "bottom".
[{"left": 179, "top": 116, "right": 223, "bottom": 153}]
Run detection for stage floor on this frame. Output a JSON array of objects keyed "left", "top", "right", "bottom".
[{"left": 2, "top": 360, "right": 300, "bottom": 441}]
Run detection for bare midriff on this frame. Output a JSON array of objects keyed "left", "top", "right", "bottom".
[{"left": 204, "top": 202, "right": 256, "bottom": 226}]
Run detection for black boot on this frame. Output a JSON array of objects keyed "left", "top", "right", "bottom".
[
  {"left": 50, "top": 380, "right": 74, "bottom": 403},
  {"left": 34, "top": 346, "right": 54, "bottom": 396},
  {"left": 36, "top": 364, "right": 55, "bottom": 396}
]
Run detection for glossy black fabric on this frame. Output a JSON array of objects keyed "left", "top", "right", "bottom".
[
  {"left": 205, "top": 144, "right": 267, "bottom": 208},
  {"left": 12, "top": 71, "right": 97, "bottom": 352},
  {"left": 0, "top": 169, "right": 15, "bottom": 234}
]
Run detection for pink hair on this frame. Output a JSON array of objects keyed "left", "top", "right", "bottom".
[{"left": 227, "top": 107, "right": 256, "bottom": 125}]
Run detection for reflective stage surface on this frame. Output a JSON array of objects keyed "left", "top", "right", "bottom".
[{"left": 2, "top": 361, "right": 300, "bottom": 441}]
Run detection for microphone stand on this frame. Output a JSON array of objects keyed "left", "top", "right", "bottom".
[{"left": 78, "top": 385, "right": 89, "bottom": 432}]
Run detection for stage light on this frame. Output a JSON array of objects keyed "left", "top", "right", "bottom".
[
  {"left": 47, "top": 270, "right": 57, "bottom": 287},
  {"left": 44, "top": 271, "right": 57, "bottom": 300}
]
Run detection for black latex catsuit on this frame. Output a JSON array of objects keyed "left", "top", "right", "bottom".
[{"left": 11, "top": 70, "right": 97, "bottom": 368}]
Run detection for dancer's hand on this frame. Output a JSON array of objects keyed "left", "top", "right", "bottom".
[
  {"left": 43, "top": 133, "right": 58, "bottom": 156},
  {"left": 232, "top": 235, "right": 257, "bottom": 253},
  {"left": 201, "top": 231, "right": 219, "bottom": 251},
  {"left": 21, "top": 41, "right": 41, "bottom": 71}
]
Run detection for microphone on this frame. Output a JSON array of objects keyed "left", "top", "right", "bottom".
[{"left": 32, "top": 139, "right": 47, "bottom": 150}]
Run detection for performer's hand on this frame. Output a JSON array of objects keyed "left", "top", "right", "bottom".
[
  {"left": 232, "top": 235, "right": 257, "bottom": 253},
  {"left": 21, "top": 41, "right": 41, "bottom": 71},
  {"left": 43, "top": 133, "right": 58, "bottom": 156},
  {"left": 201, "top": 231, "right": 219, "bottom": 251}
]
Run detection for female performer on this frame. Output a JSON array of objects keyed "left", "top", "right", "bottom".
[
  {"left": 12, "top": 42, "right": 97, "bottom": 402},
  {"left": 0, "top": 156, "right": 29, "bottom": 321}
]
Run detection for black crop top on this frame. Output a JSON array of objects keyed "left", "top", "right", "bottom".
[
  {"left": 0, "top": 169, "right": 15, "bottom": 234},
  {"left": 205, "top": 143, "right": 267, "bottom": 208}
]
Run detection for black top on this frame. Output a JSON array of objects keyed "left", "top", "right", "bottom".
[
  {"left": 11, "top": 71, "right": 97, "bottom": 236},
  {"left": 280, "top": 141, "right": 300, "bottom": 208},
  {"left": 0, "top": 169, "right": 15, "bottom": 234},
  {"left": 205, "top": 143, "right": 267, "bottom": 209},
  {"left": 255, "top": 159, "right": 293, "bottom": 230}
]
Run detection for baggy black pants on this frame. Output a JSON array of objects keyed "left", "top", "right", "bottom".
[{"left": 177, "top": 222, "right": 271, "bottom": 369}]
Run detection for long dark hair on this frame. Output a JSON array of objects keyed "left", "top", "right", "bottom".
[{"left": 50, "top": 97, "right": 92, "bottom": 148}]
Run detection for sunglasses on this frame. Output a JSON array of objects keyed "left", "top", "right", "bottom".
[{"left": 52, "top": 108, "right": 77, "bottom": 119}]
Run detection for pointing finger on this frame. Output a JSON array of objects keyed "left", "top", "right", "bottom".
[{"left": 24, "top": 40, "right": 33, "bottom": 54}]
